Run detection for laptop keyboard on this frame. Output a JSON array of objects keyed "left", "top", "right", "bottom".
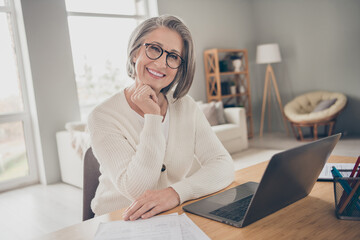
[{"left": 210, "top": 194, "right": 253, "bottom": 222}]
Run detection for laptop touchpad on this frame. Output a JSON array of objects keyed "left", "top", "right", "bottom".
[{"left": 207, "top": 182, "right": 258, "bottom": 205}]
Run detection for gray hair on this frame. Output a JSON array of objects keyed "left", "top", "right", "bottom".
[{"left": 126, "top": 15, "right": 195, "bottom": 100}]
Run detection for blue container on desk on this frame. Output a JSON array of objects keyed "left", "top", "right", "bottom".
[{"left": 332, "top": 169, "right": 360, "bottom": 221}]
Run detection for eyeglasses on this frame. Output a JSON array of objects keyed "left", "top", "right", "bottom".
[{"left": 144, "top": 43, "right": 184, "bottom": 69}]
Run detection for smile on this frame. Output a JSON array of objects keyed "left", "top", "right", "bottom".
[{"left": 147, "top": 68, "right": 166, "bottom": 78}]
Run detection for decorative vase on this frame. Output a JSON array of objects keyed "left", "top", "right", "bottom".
[
  {"left": 230, "top": 85, "right": 237, "bottom": 95},
  {"left": 240, "top": 85, "right": 246, "bottom": 94},
  {"left": 232, "top": 59, "right": 242, "bottom": 72}
]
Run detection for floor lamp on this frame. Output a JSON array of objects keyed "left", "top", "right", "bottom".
[{"left": 256, "top": 43, "right": 289, "bottom": 137}]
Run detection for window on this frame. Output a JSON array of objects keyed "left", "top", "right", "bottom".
[
  {"left": 0, "top": 0, "right": 38, "bottom": 191},
  {"left": 66, "top": 0, "right": 156, "bottom": 120}
]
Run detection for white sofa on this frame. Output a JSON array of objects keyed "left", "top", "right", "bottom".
[
  {"left": 212, "top": 107, "right": 248, "bottom": 154},
  {"left": 56, "top": 107, "right": 248, "bottom": 188},
  {"left": 56, "top": 131, "right": 85, "bottom": 188}
]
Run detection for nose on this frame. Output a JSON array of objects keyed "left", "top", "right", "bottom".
[{"left": 153, "top": 52, "right": 167, "bottom": 68}]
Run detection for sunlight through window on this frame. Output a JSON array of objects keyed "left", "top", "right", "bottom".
[{"left": 65, "top": 0, "right": 149, "bottom": 120}]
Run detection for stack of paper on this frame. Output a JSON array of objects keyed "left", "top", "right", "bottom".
[
  {"left": 318, "top": 163, "right": 354, "bottom": 180},
  {"left": 95, "top": 213, "right": 210, "bottom": 240}
]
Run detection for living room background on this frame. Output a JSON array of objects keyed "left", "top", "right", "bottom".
[{"left": 15, "top": 0, "right": 360, "bottom": 185}]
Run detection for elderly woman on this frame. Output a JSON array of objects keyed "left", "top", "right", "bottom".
[{"left": 87, "top": 15, "right": 234, "bottom": 221}]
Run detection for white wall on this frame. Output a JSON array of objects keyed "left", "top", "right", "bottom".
[
  {"left": 20, "top": 0, "right": 80, "bottom": 184},
  {"left": 158, "top": 0, "right": 360, "bottom": 136},
  {"left": 251, "top": 0, "right": 360, "bottom": 135},
  {"left": 158, "top": 0, "right": 255, "bottom": 102}
]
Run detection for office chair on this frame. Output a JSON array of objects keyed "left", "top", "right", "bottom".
[{"left": 83, "top": 147, "right": 101, "bottom": 221}]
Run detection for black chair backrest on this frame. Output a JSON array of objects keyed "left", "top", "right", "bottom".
[{"left": 83, "top": 147, "right": 101, "bottom": 221}]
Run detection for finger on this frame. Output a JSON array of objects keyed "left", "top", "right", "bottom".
[
  {"left": 132, "top": 84, "right": 146, "bottom": 98},
  {"left": 142, "top": 86, "right": 158, "bottom": 104},
  {"left": 123, "top": 200, "right": 144, "bottom": 221},
  {"left": 136, "top": 85, "right": 158, "bottom": 104},
  {"left": 129, "top": 201, "right": 156, "bottom": 221},
  {"left": 136, "top": 85, "right": 150, "bottom": 96},
  {"left": 131, "top": 86, "right": 148, "bottom": 103},
  {"left": 141, "top": 205, "right": 163, "bottom": 219},
  {"left": 149, "top": 92, "right": 158, "bottom": 104},
  {"left": 123, "top": 191, "right": 150, "bottom": 217},
  {"left": 123, "top": 201, "right": 136, "bottom": 217}
]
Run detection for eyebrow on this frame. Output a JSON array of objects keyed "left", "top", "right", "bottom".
[{"left": 151, "top": 41, "right": 182, "bottom": 55}]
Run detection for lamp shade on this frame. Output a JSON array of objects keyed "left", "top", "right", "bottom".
[{"left": 256, "top": 43, "right": 282, "bottom": 64}]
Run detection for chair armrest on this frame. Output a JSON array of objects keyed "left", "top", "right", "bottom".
[{"left": 224, "top": 107, "right": 248, "bottom": 142}]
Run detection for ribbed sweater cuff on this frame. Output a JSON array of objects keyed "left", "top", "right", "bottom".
[
  {"left": 170, "top": 180, "right": 193, "bottom": 205},
  {"left": 143, "top": 114, "right": 163, "bottom": 132}
]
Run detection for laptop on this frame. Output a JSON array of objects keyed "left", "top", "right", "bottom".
[{"left": 183, "top": 133, "right": 341, "bottom": 228}]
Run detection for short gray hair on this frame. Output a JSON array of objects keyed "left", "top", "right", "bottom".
[{"left": 126, "top": 15, "right": 195, "bottom": 100}]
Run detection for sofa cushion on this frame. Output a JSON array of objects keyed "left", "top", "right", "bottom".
[
  {"left": 312, "top": 98, "right": 337, "bottom": 112},
  {"left": 198, "top": 101, "right": 226, "bottom": 126},
  {"left": 212, "top": 123, "right": 242, "bottom": 142},
  {"left": 214, "top": 101, "right": 226, "bottom": 125},
  {"left": 198, "top": 101, "right": 219, "bottom": 126}
]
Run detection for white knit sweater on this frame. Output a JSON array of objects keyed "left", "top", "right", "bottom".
[{"left": 87, "top": 89, "right": 234, "bottom": 216}]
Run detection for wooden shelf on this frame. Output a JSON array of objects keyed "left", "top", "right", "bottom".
[
  {"left": 204, "top": 48, "right": 254, "bottom": 138},
  {"left": 209, "top": 93, "right": 249, "bottom": 98},
  {"left": 208, "top": 71, "right": 247, "bottom": 77}
]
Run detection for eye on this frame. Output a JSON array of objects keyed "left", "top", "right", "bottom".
[
  {"left": 149, "top": 45, "right": 161, "bottom": 53},
  {"left": 168, "top": 53, "right": 180, "bottom": 61}
]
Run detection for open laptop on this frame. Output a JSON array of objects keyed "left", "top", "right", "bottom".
[{"left": 183, "top": 133, "right": 341, "bottom": 228}]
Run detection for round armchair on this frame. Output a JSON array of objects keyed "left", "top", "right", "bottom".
[{"left": 284, "top": 91, "right": 347, "bottom": 141}]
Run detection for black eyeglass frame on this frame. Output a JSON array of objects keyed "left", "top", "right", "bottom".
[{"left": 143, "top": 43, "right": 185, "bottom": 69}]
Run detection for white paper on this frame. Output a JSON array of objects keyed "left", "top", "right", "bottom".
[
  {"left": 94, "top": 213, "right": 210, "bottom": 240},
  {"left": 95, "top": 214, "right": 182, "bottom": 240},
  {"left": 318, "top": 163, "right": 355, "bottom": 180},
  {"left": 179, "top": 214, "right": 210, "bottom": 240}
]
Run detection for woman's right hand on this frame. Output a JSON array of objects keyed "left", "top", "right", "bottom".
[{"left": 131, "top": 83, "right": 161, "bottom": 116}]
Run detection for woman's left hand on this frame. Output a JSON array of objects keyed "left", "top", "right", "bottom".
[{"left": 122, "top": 187, "right": 180, "bottom": 221}]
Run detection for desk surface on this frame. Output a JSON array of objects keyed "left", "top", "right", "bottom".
[{"left": 39, "top": 155, "right": 360, "bottom": 240}]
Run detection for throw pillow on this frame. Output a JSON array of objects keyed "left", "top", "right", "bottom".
[
  {"left": 312, "top": 98, "right": 337, "bottom": 113},
  {"left": 215, "top": 101, "right": 226, "bottom": 125},
  {"left": 198, "top": 102, "right": 219, "bottom": 126}
]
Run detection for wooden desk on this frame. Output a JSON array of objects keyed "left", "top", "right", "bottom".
[{"left": 39, "top": 155, "right": 359, "bottom": 240}]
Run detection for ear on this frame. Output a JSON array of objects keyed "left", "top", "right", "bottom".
[{"left": 132, "top": 49, "right": 139, "bottom": 63}]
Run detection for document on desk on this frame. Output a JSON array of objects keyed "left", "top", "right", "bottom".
[
  {"left": 179, "top": 213, "right": 210, "bottom": 240},
  {"left": 318, "top": 163, "right": 354, "bottom": 180},
  {"left": 94, "top": 213, "right": 210, "bottom": 240}
]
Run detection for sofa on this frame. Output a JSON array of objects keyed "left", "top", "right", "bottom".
[
  {"left": 56, "top": 106, "right": 248, "bottom": 188},
  {"left": 212, "top": 107, "right": 248, "bottom": 154}
]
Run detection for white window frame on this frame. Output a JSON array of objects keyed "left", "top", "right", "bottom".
[
  {"left": 66, "top": 0, "right": 158, "bottom": 118},
  {"left": 0, "top": 0, "right": 38, "bottom": 192}
]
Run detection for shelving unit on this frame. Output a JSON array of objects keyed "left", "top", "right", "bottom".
[{"left": 204, "top": 48, "right": 254, "bottom": 138}]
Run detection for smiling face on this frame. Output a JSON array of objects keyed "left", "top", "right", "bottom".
[{"left": 132, "top": 27, "right": 183, "bottom": 94}]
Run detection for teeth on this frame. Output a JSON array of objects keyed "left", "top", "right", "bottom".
[{"left": 148, "top": 68, "right": 164, "bottom": 77}]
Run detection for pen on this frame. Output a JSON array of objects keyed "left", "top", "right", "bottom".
[
  {"left": 350, "top": 156, "right": 360, "bottom": 177},
  {"left": 331, "top": 167, "right": 360, "bottom": 211},
  {"left": 331, "top": 167, "right": 352, "bottom": 193},
  {"left": 338, "top": 180, "right": 360, "bottom": 214}
]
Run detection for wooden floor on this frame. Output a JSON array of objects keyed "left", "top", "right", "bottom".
[
  {"left": 0, "top": 132, "right": 358, "bottom": 239},
  {"left": 0, "top": 183, "right": 82, "bottom": 239}
]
